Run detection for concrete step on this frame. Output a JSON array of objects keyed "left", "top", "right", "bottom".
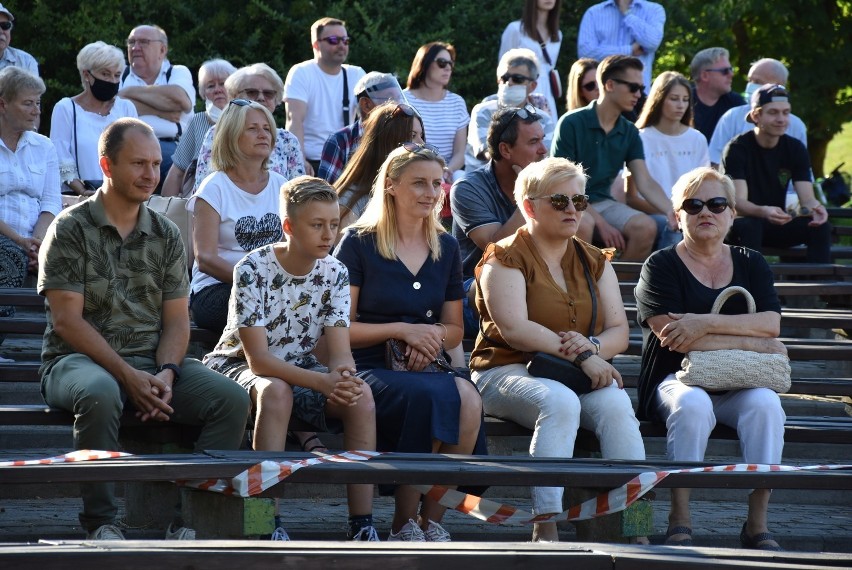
[{"left": 1, "top": 496, "right": 850, "bottom": 552}]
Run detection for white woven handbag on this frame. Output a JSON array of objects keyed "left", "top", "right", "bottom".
[{"left": 675, "top": 286, "right": 791, "bottom": 393}]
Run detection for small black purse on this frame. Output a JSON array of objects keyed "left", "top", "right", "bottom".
[{"left": 480, "top": 240, "right": 598, "bottom": 395}]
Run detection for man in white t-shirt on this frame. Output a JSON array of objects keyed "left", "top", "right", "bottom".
[
  {"left": 284, "top": 17, "right": 365, "bottom": 175},
  {"left": 118, "top": 25, "right": 195, "bottom": 190}
]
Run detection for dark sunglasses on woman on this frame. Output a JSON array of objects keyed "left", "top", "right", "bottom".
[
  {"left": 532, "top": 193, "right": 590, "bottom": 212},
  {"left": 434, "top": 58, "right": 454, "bottom": 70},
  {"left": 681, "top": 197, "right": 729, "bottom": 215}
]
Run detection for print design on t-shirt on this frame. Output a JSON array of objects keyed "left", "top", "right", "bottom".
[{"left": 234, "top": 213, "right": 283, "bottom": 251}]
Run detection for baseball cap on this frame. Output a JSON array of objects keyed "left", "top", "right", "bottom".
[
  {"left": 746, "top": 84, "right": 788, "bottom": 124},
  {"left": 0, "top": 3, "right": 14, "bottom": 21}
]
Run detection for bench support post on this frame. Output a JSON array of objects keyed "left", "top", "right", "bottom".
[
  {"left": 182, "top": 488, "right": 275, "bottom": 538},
  {"left": 565, "top": 488, "right": 653, "bottom": 543}
]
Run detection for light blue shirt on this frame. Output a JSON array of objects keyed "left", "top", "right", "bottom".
[
  {"left": 0, "top": 46, "right": 39, "bottom": 76},
  {"left": 708, "top": 104, "right": 808, "bottom": 165},
  {"left": 577, "top": 0, "right": 666, "bottom": 88}
]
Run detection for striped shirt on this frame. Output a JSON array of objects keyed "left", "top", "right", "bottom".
[
  {"left": 577, "top": 0, "right": 666, "bottom": 88},
  {"left": 404, "top": 90, "right": 469, "bottom": 166}
]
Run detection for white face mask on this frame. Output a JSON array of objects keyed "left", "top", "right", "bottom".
[
  {"left": 206, "top": 98, "right": 224, "bottom": 123},
  {"left": 498, "top": 84, "right": 528, "bottom": 107},
  {"left": 744, "top": 82, "right": 763, "bottom": 99}
]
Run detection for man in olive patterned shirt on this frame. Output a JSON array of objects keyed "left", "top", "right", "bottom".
[{"left": 38, "top": 118, "right": 250, "bottom": 541}]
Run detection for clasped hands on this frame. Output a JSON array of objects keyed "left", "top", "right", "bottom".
[{"left": 400, "top": 323, "right": 446, "bottom": 372}]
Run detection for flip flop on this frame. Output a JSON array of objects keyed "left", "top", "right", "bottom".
[
  {"left": 740, "top": 522, "right": 783, "bottom": 551},
  {"left": 664, "top": 526, "right": 693, "bottom": 546}
]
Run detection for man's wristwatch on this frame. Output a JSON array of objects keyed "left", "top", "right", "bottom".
[
  {"left": 589, "top": 336, "right": 601, "bottom": 355},
  {"left": 574, "top": 349, "right": 595, "bottom": 365},
  {"left": 156, "top": 363, "right": 181, "bottom": 384}
]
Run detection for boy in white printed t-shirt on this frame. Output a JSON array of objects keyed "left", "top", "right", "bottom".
[{"left": 203, "top": 176, "right": 378, "bottom": 541}]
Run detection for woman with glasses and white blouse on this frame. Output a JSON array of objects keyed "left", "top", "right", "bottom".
[
  {"left": 404, "top": 42, "right": 469, "bottom": 183},
  {"left": 191, "top": 63, "right": 305, "bottom": 194},
  {"left": 469, "top": 156, "right": 644, "bottom": 543}
]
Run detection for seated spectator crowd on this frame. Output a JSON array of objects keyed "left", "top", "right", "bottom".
[{"left": 0, "top": 0, "right": 828, "bottom": 551}]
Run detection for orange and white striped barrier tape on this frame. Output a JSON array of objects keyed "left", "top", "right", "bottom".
[
  {"left": 4, "top": 451, "right": 850, "bottom": 525},
  {"left": 0, "top": 449, "right": 130, "bottom": 466}
]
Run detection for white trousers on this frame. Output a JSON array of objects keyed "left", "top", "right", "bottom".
[
  {"left": 473, "top": 362, "right": 645, "bottom": 515},
  {"left": 655, "top": 375, "right": 786, "bottom": 464}
]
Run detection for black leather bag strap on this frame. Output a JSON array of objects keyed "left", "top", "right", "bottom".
[
  {"left": 342, "top": 67, "right": 350, "bottom": 127},
  {"left": 478, "top": 238, "right": 598, "bottom": 347}
]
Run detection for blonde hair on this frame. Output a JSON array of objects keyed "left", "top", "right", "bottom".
[
  {"left": 211, "top": 100, "right": 277, "bottom": 172},
  {"left": 671, "top": 167, "right": 736, "bottom": 211},
  {"left": 514, "top": 157, "right": 587, "bottom": 221},
  {"left": 281, "top": 175, "right": 338, "bottom": 220},
  {"left": 350, "top": 145, "right": 446, "bottom": 261}
]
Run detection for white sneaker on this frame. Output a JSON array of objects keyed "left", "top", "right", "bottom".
[
  {"left": 387, "top": 519, "right": 426, "bottom": 542},
  {"left": 271, "top": 527, "right": 291, "bottom": 541},
  {"left": 350, "top": 525, "right": 380, "bottom": 541},
  {"left": 424, "top": 519, "right": 451, "bottom": 542},
  {"left": 86, "top": 524, "right": 125, "bottom": 540},
  {"left": 165, "top": 523, "right": 196, "bottom": 540}
]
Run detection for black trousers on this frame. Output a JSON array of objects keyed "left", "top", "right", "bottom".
[{"left": 730, "top": 216, "right": 832, "bottom": 263}]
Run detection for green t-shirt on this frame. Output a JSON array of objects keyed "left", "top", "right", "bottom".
[
  {"left": 38, "top": 191, "right": 189, "bottom": 373},
  {"left": 551, "top": 101, "right": 645, "bottom": 203}
]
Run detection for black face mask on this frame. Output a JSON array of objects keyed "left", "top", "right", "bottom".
[{"left": 88, "top": 74, "right": 119, "bottom": 102}]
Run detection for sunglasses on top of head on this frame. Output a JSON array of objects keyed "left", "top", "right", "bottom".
[
  {"left": 610, "top": 77, "right": 645, "bottom": 94},
  {"left": 402, "top": 141, "right": 441, "bottom": 156},
  {"left": 495, "top": 103, "right": 538, "bottom": 142},
  {"left": 680, "top": 197, "right": 730, "bottom": 215},
  {"left": 319, "top": 35, "right": 351, "bottom": 46},
  {"left": 434, "top": 58, "right": 454, "bottom": 70},
  {"left": 228, "top": 98, "right": 252, "bottom": 108},
  {"left": 531, "top": 193, "right": 590, "bottom": 212}
]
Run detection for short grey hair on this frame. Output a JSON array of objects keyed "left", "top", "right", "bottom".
[
  {"left": 748, "top": 58, "right": 789, "bottom": 85},
  {"left": 225, "top": 63, "right": 285, "bottom": 106},
  {"left": 0, "top": 67, "right": 45, "bottom": 102},
  {"left": 690, "top": 47, "right": 730, "bottom": 80},
  {"left": 198, "top": 59, "right": 237, "bottom": 98},
  {"left": 76, "top": 41, "right": 126, "bottom": 88},
  {"left": 497, "top": 48, "right": 540, "bottom": 80}
]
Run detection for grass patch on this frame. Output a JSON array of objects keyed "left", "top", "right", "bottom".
[{"left": 825, "top": 122, "right": 852, "bottom": 178}]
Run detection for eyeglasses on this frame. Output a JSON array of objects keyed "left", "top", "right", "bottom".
[
  {"left": 532, "top": 193, "right": 590, "bottom": 212},
  {"left": 681, "top": 197, "right": 730, "bottom": 215},
  {"left": 610, "top": 77, "right": 645, "bottom": 94},
  {"left": 318, "top": 35, "right": 351, "bottom": 46},
  {"left": 581, "top": 80, "right": 598, "bottom": 92},
  {"left": 500, "top": 73, "right": 533, "bottom": 85},
  {"left": 391, "top": 103, "right": 416, "bottom": 118},
  {"left": 238, "top": 88, "right": 278, "bottom": 101},
  {"left": 435, "top": 58, "right": 454, "bottom": 70},
  {"left": 126, "top": 38, "right": 163, "bottom": 48},
  {"left": 0, "top": 21, "right": 13, "bottom": 31},
  {"left": 228, "top": 98, "right": 252, "bottom": 107},
  {"left": 705, "top": 66, "right": 734, "bottom": 75},
  {"left": 402, "top": 141, "right": 441, "bottom": 156},
  {"left": 495, "top": 103, "right": 539, "bottom": 142}
]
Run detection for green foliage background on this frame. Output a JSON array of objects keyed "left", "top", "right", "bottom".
[{"left": 15, "top": 0, "right": 852, "bottom": 176}]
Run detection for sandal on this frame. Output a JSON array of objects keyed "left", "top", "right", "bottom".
[
  {"left": 287, "top": 431, "right": 327, "bottom": 453},
  {"left": 740, "top": 522, "right": 782, "bottom": 551},
  {"left": 664, "top": 526, "right": 693, "bottom": 546}
]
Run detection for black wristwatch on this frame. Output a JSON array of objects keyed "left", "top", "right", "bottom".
[
  {"left": 156, "top": 363, "right": 181, "bottom": 384},
  {"left": 574, "top": 349, "right": 595, "bottom": 365}
]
